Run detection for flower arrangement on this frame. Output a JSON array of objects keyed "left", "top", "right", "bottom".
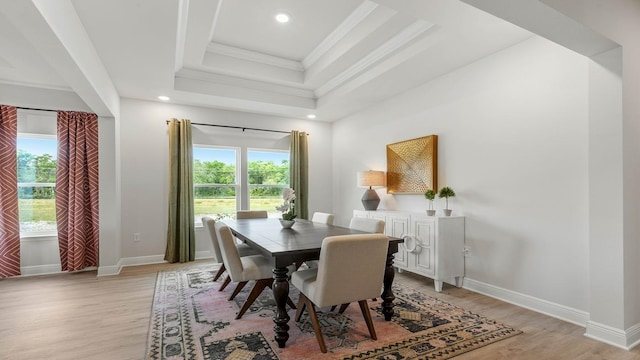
[{"left": 276, "top": 188, "right": 297, "bottom": 221}]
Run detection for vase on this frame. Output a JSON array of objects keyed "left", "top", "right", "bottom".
[
  {"left": 279, "top": 219, "right": 295, "bottom": 229},
  {"left": 443, "top": 209, "right": 452, "bottom": 216},
  {"left": 426, "top": 210, "right": 436, "bottom": 216}
]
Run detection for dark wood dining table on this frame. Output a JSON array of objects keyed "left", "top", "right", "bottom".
[{"left": 224, "top": 217, "right": 403, "bottom": 348}]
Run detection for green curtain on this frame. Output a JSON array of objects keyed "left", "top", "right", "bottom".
[
  {"left": 290, "top": 130, "right": 309, "bottom": 220},
  {"left": 165, "top": 118, "right": 195, "bottom": 263}
]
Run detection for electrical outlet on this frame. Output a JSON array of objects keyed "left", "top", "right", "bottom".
[
  {"left": 133, "top": 233, "right": 141, "bottom": 242},
  {"left": 463, "top": 246, "right": 470, "bottom": 256}
]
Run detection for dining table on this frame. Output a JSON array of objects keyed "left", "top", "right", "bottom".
[{"left": 224, "top": 217, "right": 404, "bottom": 348}]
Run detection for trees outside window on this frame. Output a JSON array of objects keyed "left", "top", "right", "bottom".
[
  {"left": 248, "top": 149, "right": 289, "bottom": 214},
  {"left": 193, "top": 147, "right": 238, "bottom": 220},
  {"left": 17, "top": 136, "right": 57, "bottom": 234},
  {"left": 192, "top": 146, "right": 289, "bottom": 221}
]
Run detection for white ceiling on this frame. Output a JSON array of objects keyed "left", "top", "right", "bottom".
[{"left": 0, "top": 0, "right": 536, "bottom": 121}]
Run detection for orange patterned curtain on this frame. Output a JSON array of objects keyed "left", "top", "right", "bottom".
[
  {"left": 0, "top": 105, "right": 21, "bottom": 278},
  {"left": 56, "top": 111, "right": 99, "bottom": 272}
]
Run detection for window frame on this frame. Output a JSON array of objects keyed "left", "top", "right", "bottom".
[
  {"left": 192, "top": 145, "right": 240, "bottom": 226},
  {"left": 17, "top": 132, "right": 58, "bottom": 238},
  {"left": 192, "top": 144, "right": 290, "bottom": 225},
  {"left": 246, "top": 147, "right": 290, "bottom": 215}
]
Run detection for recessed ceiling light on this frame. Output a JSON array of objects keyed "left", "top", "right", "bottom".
[
  {"left": 158, "top": 95, "right": 170, "bottom": 101},
  {"left": 306, "top": 114, "right": 316, "bottom": 119},
  {"left": 275, "top": 13, "right": 290, "bottom": 23}
]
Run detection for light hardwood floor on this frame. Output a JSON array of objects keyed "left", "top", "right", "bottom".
[{"left": 0, "top": 261, "right": 638, "bottom": 360}]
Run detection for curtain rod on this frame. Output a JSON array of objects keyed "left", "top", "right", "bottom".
[
  {"left": 16, "top": 106, "right": 57, "bottom": 112},
  {"left": 166, "top": 121, "right": 296, "bottom": 135}
]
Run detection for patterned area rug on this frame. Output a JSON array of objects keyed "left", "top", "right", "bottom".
[{"left": 146, "top": 264, "right": 521, "bottom": 359}]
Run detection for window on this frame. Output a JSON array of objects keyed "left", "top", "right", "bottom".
[
  {"left": 17, "top": 135, "right": 57, "bottom": 235},
  {"left": 248, "top": 149, "right": 289, "bottom": 215},
  {"left": 193, "top": 146, "right": 289, "bottom": 221},
  {"left": 193, "top": 146, "right": 239, "bottom": 221}
]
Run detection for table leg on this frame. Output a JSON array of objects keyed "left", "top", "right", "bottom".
[
  {"left": 272, "top": 267, "right": 290, "bottom": 348},
  {"left": 381, "top": 253, "right": 396, "bottom": 321}
]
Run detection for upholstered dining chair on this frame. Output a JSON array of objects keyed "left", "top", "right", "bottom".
[
  {"left": 236, "top": 210, "right": 268, "bottom": 219},
  {"left": 311, "top": 212, "right": 335, "bottom": 225},
  {"left": 305, "top": 212, "right": 336, "bottom": 269},
  {"left": 324, "top": 216, "right": 386, "bottom": 312},
  {"left": 214, "top": 221, "right": 295, "bottom": 319},
  {"left": 291, "top": 233, "right": 390, "bottom": 353},
  {"left": 349, "top": 217, "right": 385, "bottom": 234},
  {"left": 202, "top": 217, "right": 259, "bottom": 289}
]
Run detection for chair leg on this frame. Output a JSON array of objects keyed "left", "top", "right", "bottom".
[
  {"left": 338, "top": 303, "right": 350, "bottom": 313},
  {"left": 286, "top": 296, "right": 297, "bottom": 310},
  {"left": 294, "top": 295, "right": 306, "bottom": 322},
  {"left": 213, "top": 264, "right": 226, "bottom": 281},
  {"left": 219, "top": 275, "right": 231, "bottom": 291},
  {"left": 301, "top": 293, "right": 327, "bottom": 353},
  {"left": 235, "top": 279, "right": 271, "bottom": 319},
  {"left": 229, "top": 281, "right": 248, "bottom": 301},
  {"left": 358, "top": 300, "right": 377, "bottom": 340}
]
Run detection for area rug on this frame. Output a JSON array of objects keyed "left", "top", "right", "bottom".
[{"left": 146, "top": 264, "right": 521, "bottom": 359}]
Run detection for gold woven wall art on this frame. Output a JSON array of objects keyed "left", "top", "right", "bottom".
[{"left": 386, "top": 135, "right": 437, "bottom": 194}]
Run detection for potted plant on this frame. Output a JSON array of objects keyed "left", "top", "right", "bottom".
[
  {"left": 276, "top": 188, "right": 297, "bottom": 228},
  {"left": 424, "top": 189, "right": 436, "bottom": 216},
  {"left": 438, "top": 186, "right": 456, "bottom": 216}
]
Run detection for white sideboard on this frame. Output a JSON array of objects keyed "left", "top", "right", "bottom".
[{"left": 353, "top": 210, "right": 465, "bottom": 292}]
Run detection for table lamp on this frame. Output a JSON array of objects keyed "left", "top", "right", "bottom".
[{"left": 357, "top": 170, "right": 385, "bottom": 210}]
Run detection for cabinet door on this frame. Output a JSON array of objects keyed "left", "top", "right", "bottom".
[
  {"left": 388, "top": 214, "right": 410, "bottom": 268},
  {"left": 413, "top": 217, "right": 436, "bottom": 276}
]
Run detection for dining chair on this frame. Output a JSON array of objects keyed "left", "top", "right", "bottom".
[
  {"left": 311, "top": 212, "right": 335, "bottom": 225},
  {"left": 291, "top": 233, "right": 390, "bottom": 353},
  {"left": 236, "top": 210, "right": 268, "bottom": 219},
  {"left": 326, "top": 216, "right": 386, "bottom": 312},
  {"left": 214, "top": 221, "right": 295, "bottom": 319},
  {"left": 348, "top": 217, "right": 385, "bottom": 234},
  {"left": 305, "top": 212, "right": 336, "bottom": 269},
  {"left": 202, "top": 217, "right": 259, "bottom": 289}
]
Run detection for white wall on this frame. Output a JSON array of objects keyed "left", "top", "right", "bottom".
[
  {"left": 333, "top": 36, "right": 591, "bottom": 314},
  {"left": 118, "top": 99, "right": 333, "bottom": 263},
  {"left": 541, "top": 0, "right": 640, "bottom": 344}
]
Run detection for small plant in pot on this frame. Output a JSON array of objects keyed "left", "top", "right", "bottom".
[
  {"left": 424, "top": 189, "right": 436, "bottom": 216},
  {"left": 438, "top": 186, "right": 456, "bottom": 216}
]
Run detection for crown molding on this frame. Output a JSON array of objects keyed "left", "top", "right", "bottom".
[
  {"left": 176, "top": 67, "right": 315, "bottom": 99},
  {"left": 302, "top": 0, "right": 378, "bottom": 69},
  {"left": 316, "top": 19, "right": 434, "bottom": 97},
  {"left": 206, "top": 42, "right": 304, "bottom": 71}
]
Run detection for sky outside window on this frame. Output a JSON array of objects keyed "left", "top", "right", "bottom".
[{"left": 18, "top": 138, "right": 57, "bottom": 159}]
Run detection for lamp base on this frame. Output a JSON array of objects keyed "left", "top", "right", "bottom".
[{"left": 361, "top": 189, "right": 380, "bottom": 211}]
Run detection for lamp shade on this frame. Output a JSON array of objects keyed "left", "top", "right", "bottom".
[{"left": 357, "top": 170, "right": 386, "bottom": 188}]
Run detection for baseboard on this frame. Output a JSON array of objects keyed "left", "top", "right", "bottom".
[
  {"left": 98, "top": 260, "right": 124, "bottom": 276},
  {"left": 20, "top": 264, "right": 62, "bottom": 276},
  {"left": 626, "top": 323, "right": 640, "bottom": 350},
  {"left": 21, "top": 264, "right": 99, "bottom": 277},
  {"left": 19, "top": 251, "right": 214, "bottom": 277},
  {"left": 119, "top": 254, "right": 167, "bottom": 268},
  {"left": 585, "top": 321, "right": 640, "bottom": 350},
  {"left": 107, "top": 251, "right": 214, "bottom": 275},
  {"left": 462, "top": 277, "right": 589, "bottom": 327}
]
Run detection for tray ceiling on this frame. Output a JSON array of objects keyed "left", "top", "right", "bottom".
[{"left": 0, "top": 0, "right": 533, "bottom": 120}]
